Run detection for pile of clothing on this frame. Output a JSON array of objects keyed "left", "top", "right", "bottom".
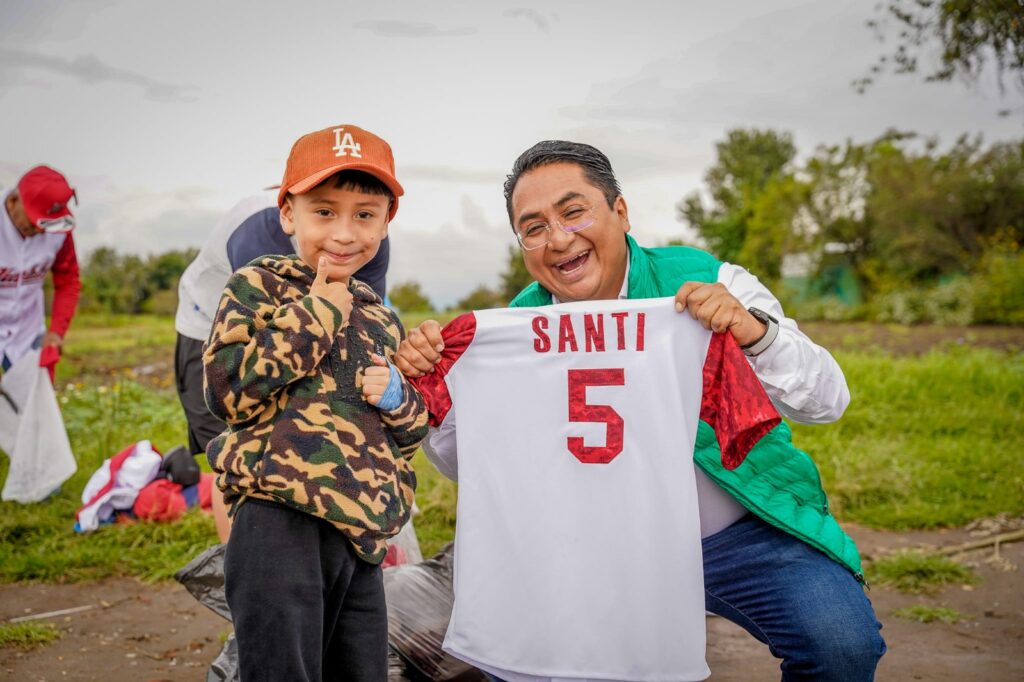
[{"left": 75, "top": 440, "right": 213, "bottom": 532}]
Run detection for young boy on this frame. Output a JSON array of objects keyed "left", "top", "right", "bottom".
[{"left": 203, "top": 124, "right": 429, "bottom": 681}]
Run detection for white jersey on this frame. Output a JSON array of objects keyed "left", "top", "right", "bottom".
[
  {"left": 174, "top": 191, "right": 282, "bottom": 341},
  {"left": 0, "top": 189, "right": 70, "bottom": 364},
  {"left": 412, "top": 298, "right": 779, "bottom": 682}
]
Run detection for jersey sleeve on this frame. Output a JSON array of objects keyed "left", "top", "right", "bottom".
[
  {"left": 225, "top": 207, "right": 292, "bottom": 270},
  {"left": 49, "top": 233, "right": 82, "bottom": 338},
  {"left": 408, "top": 312, "right": 477, "bottom": 427},
  {"left": 700, "top": 332, "right": 781, "bottom": 470}
]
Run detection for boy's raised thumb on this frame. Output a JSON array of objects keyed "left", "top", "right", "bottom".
[
  {"left": 370, "top": 353, "right": 388, "bottom": 367},
  {"left": 314, "top": 257, "right": 328, "bottom": 283}
]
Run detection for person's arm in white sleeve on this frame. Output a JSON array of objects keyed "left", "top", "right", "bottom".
[
  {"left": 717, "top": 262, "right": 850, "bottom": 424},
  {"left": 422, "top": 411, "right": 459, "bottom": 481}
]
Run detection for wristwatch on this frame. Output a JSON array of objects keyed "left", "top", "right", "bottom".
[{"left": 741, "top": 307, "right": 779, "bottom": 357}]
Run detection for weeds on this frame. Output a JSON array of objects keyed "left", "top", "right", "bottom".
[
  {"left": 795, "top": 348, "right": 1024, "bottom": 529},
  {"left": 410, "top": 451, "right": 458, "bottom": 558},
  {"left": 0, "top": 378, "right": 215, "bottom": 584},
  {"left": 0, "top": 622, "right": 60, "bottom": 650},
  {"left": 892, "top": 605, "right": 965, "bottom": 624},
  {"left": 867, "top": 551, "right": 976, "bottom": 594},
  {"left": 2, "top": 314, "right": 1021, "bottom": 582}
]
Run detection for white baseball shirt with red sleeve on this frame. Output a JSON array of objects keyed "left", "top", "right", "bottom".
[
  {"left": 411, "top": 297, "right": 780, "bottom": 682},
  {"left": 1, "top": 189, "right": 81, "bottom": 367}
]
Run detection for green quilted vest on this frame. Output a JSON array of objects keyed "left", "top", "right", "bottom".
[{"left": 510, "top": 234, "right": 863, "bottom": 580}]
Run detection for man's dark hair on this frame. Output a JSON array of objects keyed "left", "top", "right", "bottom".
[{"left": 503, "top": 140, "right": 622, "bottom": 227}]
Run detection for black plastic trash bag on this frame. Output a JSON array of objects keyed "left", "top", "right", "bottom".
[
  {"left": 384, "top": 543, "right": 480, "bottom": 680},
  {"left": 175, "top": 544, "right": 234, "bottom": 682},
  {"left": 175, "top": 541, "right": 482, "bottom": 681}
]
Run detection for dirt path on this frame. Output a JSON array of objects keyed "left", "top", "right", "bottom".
[{"left": 2, "top": 524, "right": 1022, "bottom": 681}]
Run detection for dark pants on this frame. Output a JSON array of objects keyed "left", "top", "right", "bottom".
[
  {"left": 225, "top": 500, "right": 388, "bottom": 682},
  {"left": 174, "top": 333, "right": 226, "bottom": 455}
]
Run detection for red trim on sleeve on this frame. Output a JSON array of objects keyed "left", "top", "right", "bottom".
[
  {"left": 700, "top": 332, "right": 781, "bottom": 470},
  {"left": 409, "top": 313, "right": 477, "bottom": 427},
  {"left": 48, "top": 233, "right": 81, "bottom": 338}
]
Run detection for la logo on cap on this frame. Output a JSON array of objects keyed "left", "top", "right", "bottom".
[{"left": 333, "top": 128, "right": 362, "bottom": 158}]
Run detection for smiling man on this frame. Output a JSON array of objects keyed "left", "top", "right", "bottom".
[
  {"left": 396, "top": 140, "right": 885, "bottom": 682},
  {"left": 0, "top": 166, "right": 81, "bottom": 376}
]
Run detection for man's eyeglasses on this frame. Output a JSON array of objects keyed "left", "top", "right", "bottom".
[
  {"left": 37, "top": 216, "right": 75, "bottom": 234},
  {"left": 516, "top": 206, "right": 596, "bottom": 251}
]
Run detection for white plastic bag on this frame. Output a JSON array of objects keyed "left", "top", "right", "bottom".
[{"left": 0, "top": 349, "right": 77, "bottom": 503}]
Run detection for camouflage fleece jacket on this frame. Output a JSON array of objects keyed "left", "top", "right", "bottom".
[{"left": 203, "top": 255, "right": 429, "bottom": 564}]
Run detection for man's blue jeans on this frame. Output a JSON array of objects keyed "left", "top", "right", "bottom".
[{"left": 702, "top": 514, "right": 885, "bottom": 681}]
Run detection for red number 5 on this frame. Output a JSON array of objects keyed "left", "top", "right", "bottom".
[{"left": 567, "top": 368, "right": 625, "bottom": 464}]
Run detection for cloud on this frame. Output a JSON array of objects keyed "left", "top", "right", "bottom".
[
  {"left": 352, "top": 20, "right": 477, "bottom": 38},
  {"left": 0, "top": 47, "right": 200, "bottom": 102},
  {"left": 0, "top": 0, "right": 113, "bottom": 42},
  {"left": 503, "top": 8, "right": 555, "bottom": 33},
  {"left": 72, "top": 185, "right": 224, "bottom": 257},
  {"left": 400, "top": 164, "right": 504, "bottom": 184},
  {"left": 389, "top": 194, "right": 512, "bottom": 308},
  {"left": 555, "top": 2, "right": 1024, "bottom": 153}
]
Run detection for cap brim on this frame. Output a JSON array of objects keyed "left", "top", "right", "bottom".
[
  {"left": 24, "top": 203, "right": 74, "bottom": 230},
  {"left": 279, "top": 163, "right": 404, "bottom": 218}
]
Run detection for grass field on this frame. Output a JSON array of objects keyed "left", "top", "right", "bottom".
[{"left": 0, "top": 313, "right": 1021, "bottom": 584}]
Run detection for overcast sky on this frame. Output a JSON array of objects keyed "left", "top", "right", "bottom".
[{"left": 2, "top": 0, "right": 1021, "bottom": 307}]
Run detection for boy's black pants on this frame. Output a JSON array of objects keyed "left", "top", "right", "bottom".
[{"left": 225, "top": 499, "right": 388, "bottom": 682}]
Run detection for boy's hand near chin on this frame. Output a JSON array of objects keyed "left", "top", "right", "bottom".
[{"left": 310, "top": 257, "right": 354, "bottom": 321}]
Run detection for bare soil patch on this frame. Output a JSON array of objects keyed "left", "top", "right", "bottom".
[
  {"left": 2, "top": 524, "right": 1021, "bottom": 681},
  {"left": 706, "top": 522, "right": 1024, "bottom": 681}
]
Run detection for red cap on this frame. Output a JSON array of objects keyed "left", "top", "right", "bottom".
[
  {"left": 17, "top": 166, "right": 77, "bottom": 232},
  {"left": 277, "top": 124, "right": 403, "bottom": 220}
]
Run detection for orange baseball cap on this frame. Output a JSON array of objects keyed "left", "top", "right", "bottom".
[
  {"left": 18, "top": 165, "right": 77, "bottom": 233},
  {"left": 277, "top": 124, "right": 404, "bottom": 220}
]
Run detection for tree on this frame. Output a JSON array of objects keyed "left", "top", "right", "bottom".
[
  {"left": 389, "top": 281, "right": 434, "bottom": 313},
  {"left": 804, "top": 132, "right": 1024, "bottom": 294},
  {"left": 455, "top": 285, "right": 505, "bottom": 311},
  {"left": 856, "top": 0, "right": 1024, "bottom": 97},
  {"left": 148, "top": 248, "right": 198, "bottom": 291},
  {"left": 80, "top": 248, "right": 152, "bottom": 313},
  {"left": 500, "top": 245, "right": 534, "bottom": 301},
  {"left": 738, "top": 175, "right": 812, "bottom": 286},
  {"left": 678, "top": 129, "right": 798, "bottom": 272}
]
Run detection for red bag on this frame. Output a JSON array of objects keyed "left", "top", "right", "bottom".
[
  {"left": 39, "top": 345, "right": 60, "bottom": 383},
  {"left": 133, "top": 479, "right": 186, "bottom": 522}
]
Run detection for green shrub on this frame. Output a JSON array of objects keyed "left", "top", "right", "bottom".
[
  {"left": 922, "top": 279, "right": 975, "bottom": 326},
  {"left": 971, "top": 233, "right": 1024, "bottom": 325},
  {"left": 783, "top": 296, "right": 869, "bottom": 322},
  {"left": 870, "top": 289, "right": 927, "bottom": 325}
]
